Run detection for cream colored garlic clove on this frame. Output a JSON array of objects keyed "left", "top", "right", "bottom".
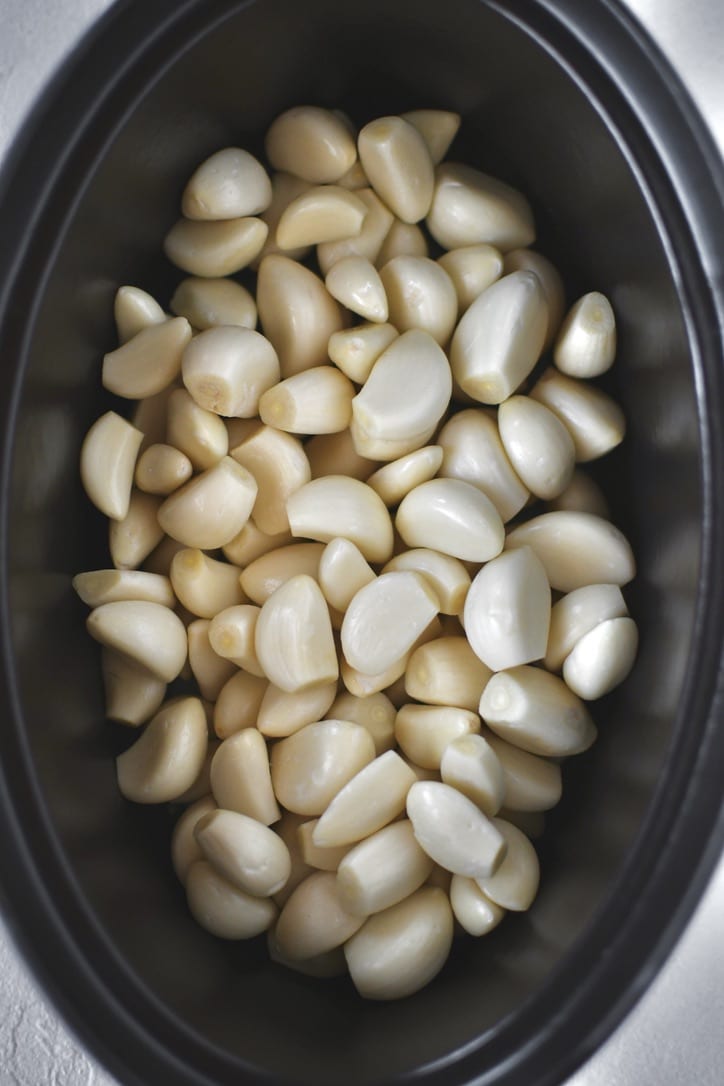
[
  {"left": 476, "top": 819, "right": 539, "bottom": 911},
  {"left": 318, "top": 537, "right": 375, "bottom": 613},
  {"left": 258, "top": 365, "right": 355, "bottom": 434},
  {"left": 73, "top": 568, "right": 174, "bottom": 609},
  {"left": 87, "top": 600, "right": 186, "bottom": 682},
  {"left": 317, "top": 188, "right": 395, "bottom": 275},
  {"left": 253, "top": 171, "right": 313, "bottom": 265},
  {"left": 325, "top": 256, "right": 388, "bottom": 322},
  {"left": 376, "top": 219, "right": 428, "bottom": 266},
  {"left": 135, "top": 443, "right": 193, "bottom": 496},
  {"left": 312, "top": 751, "right": 417, "bottom": 848},
  {"left": 231, "top": 424, "right": 310, "bottom": 535},
  {"left": 109, "top": 490, "right": 164, "bottom": 570},
  {"left": 405, "top": 636, "right": 492, "bottom": 711},
  {"left": 406, "top": 780, "right": 505, "bottom": 877},
  {"left": 401, "top": 109, "right": 461, "bottom": 164},
  {"left": 287, "top": 476, "right": 394, "bottom": 563},
  {"left": 114, "top": 285, "right": 166, "bottom": 343},
  {"left": 380, "top": 256, "right": 458, "bottom": 346},
  {"left": 222, "top": 520, "right": 293, "bottom": 567},
  {"left": 142, "top": 534, "right": 187, "bottom": 577},
  {"left": 358, "top": 116, "right": 435, "bottom": 224},
  {"left": 306, "top": 428, "right": 381, "bottom": 482},
  {"left": 498, "top": 395, "right": 575, "bottom": 500},
  {"left": 337, "top": 158, "right": 369, "bottom": 190},
  {"left": 548, "top": 469, "right": 610, "bottom": 518},
  {"left": 439, "top": 734, "right": 505, "bottom": 817},
  {"left": 480, "top": 665, "right": 596, "bottom": 757},
  {"left": 239, "top": 542, "right": 324, "bottom": 605},
  {"left": 171, "top": 795, "right": 216, "bottom": 884},
  {"left": 174, "top": 736, "right": 219, "bottom": 806},
  {"left": 181, "top": 326, "right": 280, "bottom": 417},
  {"left": 169, "top": 548, "right": 245, "bottom": 619},
  {"left": 366, "top": 446, "right": 443, "bottom": 508},
  {"left": 337, "top": 820, "right": 434, "bottom": 917},
  {"left": 166, "top": 387, "right": 229, "bottom": 471},
  {"left": 213, "top": 670, "right": 268, "bottom": 739},
  {"left": 80, "top": 411, "right": 143, "bottom": 520},
  {"left": 255, "top": 574, "right": 337, "bottom": 693},
  {"left": 503, "top": 248, "right": 566, "bottom": 350},
  {"left": 187, "top": 619, "right": 237, "bottom": 701},
  {"left": 276, "top": 186, "right": 367, "bottom": 249},
  {"left": 438, "top": 244, "right": 504, "bottom": 312},
  {"left": 194, "top": 809, "right": 291, "bottom": 897},
  {"left": 116, "top": 697, "right": 207, "bottom": 803},
  {"left": 186, "top": 861, "right": 277, "bottom": 939},
  {"left": 450, "top": 876, "right": 506, "bottom": 937},
  {"left": 329, "top": 691, "right": 397, "bottom": 755},
  {"left": 208, "top": 604, "right": 263, "bottom": 674},
  {"left": 271, "top": 719, "right": 375, "bottom": 817},
  {"left": 554, "top": 291, "right": 616, "bottom": 378},
  {"left": 265, "top": 106, "right": 357, "bottom": 184},
  {"left": 170, "top": 276, "right": 257, "bottom": 331},
  {"left": 341, "top": 571, "right": 440, "bottom": 676},
  {"left": 274, "top": 870, "right": 365, "bottom": 961},
  {"left": 395, "top": 703, "right": 480, "bottom": 770},
  {"left": 351, "top": 330, "right": 452, "bottom": 461},
  {"left": 530, "top": 367, "right": 626, "bottom": 462},
  {"left": 101, "top": 648, "right": 167, "bottom": 727},
  {"left": 505, "top": 511, "right": 636, "bottom": 592},
  {"left": 327, "top": 322, "right": 399, "bottom": 384},
  {"left": 164, "top": 216, "right": 268, "bottom": 277},
  {"left": 256, "top": 254, "right": 347, "bottom": 378},
  {"left": 482, "top": 728, "right": 563, "bottom": 812},
  {"left": 103, "top": 318, "right": 192, "bottom": 400},
  {"left": 396, "top": 478, "right": 505, "bottom": 563},
  {"left": 297, "top": 821, "right": 353, "bottom": 872},
  {"left": 450, "top": 270, "right": 548, "bottom": 404},
  {"left": 545, "top": 583, "right": 628, "bottom": 671},
  {"left": 131, "top": 385, "right": 176, "bottom": 453},
  {"left": 157, "top": 456, "right": 257, "bottom": 549},
  {"left": 344, "top": 885, "right": 453, "bottom": 1000},
  {"left": 437, "top": 408, "right": 529, "bottom": 523},
  {"left": 210, "top": 727, "right": 279, "bottom": 824},
  {"left": 182, "top": 147, "right": 272, "bottom": 221},
  {"left": 382, "top": 548, "right": 470, "bottom": 616},
  {"left": 256, "top": 680, "right": 337, "bottom": 739},
  {"left": 562, "top": 616, "right": 638, "bottom": 700},
  {"left": 427, "top": 162, "right": 535, "bottom": 250}
]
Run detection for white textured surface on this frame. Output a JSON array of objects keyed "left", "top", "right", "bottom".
[{"left": 0, "top": 3, "right": 723, "bottom": 1085}]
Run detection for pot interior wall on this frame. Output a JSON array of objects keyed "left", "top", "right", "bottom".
[{"left": 5, "top": 0, "right": 700, "bottom": 1082}]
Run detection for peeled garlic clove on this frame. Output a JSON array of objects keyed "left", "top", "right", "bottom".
[
  {"left": 186, "top": 861, "right": 277, "bottom": 939},
  {"left": 257, "top": 254, "right": 347, "bottom": 378},
  {"left": 396, "top": 478, "right": 505, "bottom": 563},
  {"left": 131, "top": 385, "right": 175, "bottom": 453},
  {"left": 158, "top": 456, "right": 257, "bottom": 549},
  {"left": 317, "top": 188, "right": 395, "bottom": 276},
  {"left": 401, "top": 109, "right": 461, "bottom": 164},
  {"left": 327, "top": 322, "right": 399, "bottom": 384},
  {"left": 287, "top": 476, "right": 394, "bottom": 563},
  {"left": 548, "top": 469, "right": 610, "bottom": 518},
  {"left": 164, "top": 217, "right": 268, "bottom": 277},
  {"left": 80, "top": 411, "right": 143, "bottom": 520},
  {"left": 325, "top": 256, "right": 388, "bottom": 322},
  {"left": 169, "top": 548, "right": 244, "bottom": 619},
  {"left": 380, "top": 256, "right": 458, "bottom": 346},
  {"left": 116, "top": 697, "right": 207, "bottom": 802},
  {"left": 275, "top": 870, "right": 364, "bottom": 961},
  {"left": 222, "top": 520, "right": 292, "bottom": 567},
  {"left": 337, "top": 158, "right": 368, "bottom": 190},
  {"left": 358, "top": 116, "right": 434, "bottom": 224},
  {"left": 382, "top": 547, "right": 470, "bottom": 616},
  {"left": 498, "top": 395, "right": 575, "bottom": 501},
  {"left": 366, "top": 446, "right": 443, "bottom": 509},
  {"left": 230, "top": 423, "right": 310, "bottom": 535},
  {"left": 208, "top": 604, "right": 263, "bottom": 673},
  {"left": 562, "top": 616, "right": 638, "bottom": 700},
  {"left": 108, "top": 490, "right": 164, "bottom": 570},
  {"left": 87, "top": 600, "right": 186, "bottom": 682},
  {"left": 450, "top": 270, "right": 548, "bottom": 404},
  {"left": 182, "top": 147, "right": 272, "bottom": 220},
  {"left": 438, "top": 244, "right": 504, "bottom": 312},
  {"left": 483, "top": 728, "right": 563, "bottom": 812},
  {"left": 170, "top": 276, "right": 257, "bottom": 330},
  {"left": 210, "top": 728, "right": 279, "bottom": 824},
  {"left": 376, "top": 219, "right": 428, "bottom": 266},
  {"left": 318, "top": 537, "right": 375, "bottom": 613},
  {"left": 265, "top": 106, "right": 357, "bottom": 184},
  {"left": 450, "top": 876, "right": 506, "bottom": 936},
  {"left": 114, "top": 285, "right": 166, "bottom": 343},
  {"left": 213, "top": 670, "right": 268, "bottom": 739},
  {"left": 480, "top": 664, "right": 596, "bottom": 757},
  {"left": 476, "top": 819, "right": 539, "bottom": 911},
  {"left": 342, "top": 571, "right": 440, "bottom": 676},
  {"left": 530, "top": 367, "right": 626, "bottom": 462},
  {"left": 181, "top": 326, "right": 279, "bottom": 417},
  {"left": 405, "top": 636, "right": 492, "bottom": 711},
  {"left": 437, "top": 408, "right": 529, "bottom": 523},
  {"left": 194, "top": 809, "right": 290, "bottom": 897},
  {"left": 344, "top": 885, "right": 453, "bottom": 1000},
  {"left": 135, "top": 443, "right": 192, "bottom": 496},
  {"left": 306, "top": 428, "right": 381, "bottom": 481},
  {"left": 503, "top": 248, "right": 566, "bottom": 350},
  {"left": 351, "top": 330, "right": 452, "bottom": 460},
  {"left": 506, "top": 511, "right": 636, "bottom": 592},
  {"left": 406, "top": 780, "right": 505, "bottom": 877},
  {"left": 101, "top": 648, "right": 166, "bottom": 727},
  {"left": 171, "top": 796, "right": 216, "bottom": 884},
  {"left": 259, "top": 365, "right": 355, "bottom": 434},
  {"left": 103, "top": 318, "right": 192, "bottom": 400},
  {"left": 545, "top": 583, "right": 628, "bottom": 671},
  {"left": 166, "top": 387, "right": 229, "bottom": 471},
  {"left": 313, "top": 751, "right": 417, "bottom": 848},
  {"left": 73, "top": 568, "right": 174, "bottom": 608},
  {"left": 297, "top": 821, "right": 353, "bottom": 872},
  {"left": 337, "top": 820, "right": 434, "bottom": 916},
  {"left": 239, "top": 542, "right": 323, "bottom": 605},
  {"left": 256, "top": 680, "right": 337, "bottom": 739},
  {"left": 427, "top": 162, "right": 535, "bottom": 250},
  {"left": 187, "top": 619, "right": 237, "bottom": 701},
  {"left": 276, "top": 185, "right": 367, "bottom": 249},
  {"left": 255, "top": 574, "right": 337, "bottom": 693},
  {"left": 554, "top": 291, "right": 616, "bottom": 378},
  {"left": 395, "top": 703, "right": 480, "bottom": 770},
  {"left": 271, "top": 720, "right": 376, "bottom": 816},
  {"left": 329, "top": 691, "right": 396, "bottom": 755},
  {"left": 253, "top": 171, "right": 312, "bottom": 265},
  {"left": 440, "top": 734, "right": 505, "bottom": 817}
]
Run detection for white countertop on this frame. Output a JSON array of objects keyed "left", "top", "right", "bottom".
[{"left": 1, "top": 2, "right": 723, "bottom": 1083}]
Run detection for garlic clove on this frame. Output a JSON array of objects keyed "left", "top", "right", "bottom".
[
  {"left": 182, "top": 147, "right": 272, "bottom": 221},
  {"left": 80, "top": 411, "right": 143, "bottom": 520}
]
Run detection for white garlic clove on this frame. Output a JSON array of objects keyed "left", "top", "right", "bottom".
[
  {"left": 187, "top": 619, "right": 237, "bottom": 701},
  {"left": 169, "top": 276, "right": 257, "bottom": 331},
  {"left": 396, "top": 478, "right": 505, "bottom": 563},
  {"left": 265, "top": 106, "right": 357, "bottom": 184},
  {"left": 480, "top": 665, "right": 596, "bottom": 757},
  {"left": 210, "top": 728, "right": 279, "bottom": 824},
  {"left": 164, "top": 216, "right": 268, "bottom": 277},
  {"left": 401, "top": 109, "right": 461, "bottom": 164},
  {"left": 306, "top": 428, "right": 381, "bottom": 482},
  {"left": 73, "top": 568, "right": 174, "bottom": 609},
  {"left": 194, "top": 809, "right": 291, "bottom": 897},
  {"left": 329, "top": 691, "right": 397, "bottom": 755},
  {"left": 380, "top": 256, "right": 458, "bottom": 346},
  {"left": 297, "top": 820, "right": 353, "bottom": 872},
  {"left": 212, "top": 670, "right": 268, "bottom": 740},
  {"left": 376, "top": 219, "right": 429, "bottom": 266},
  {"left": 562, "top": 616, "right": 638, "bottom": 700},
  {"left": 114, "top": 285, "right": 166, "bottom": 344},
  {"left": 116, "top": 697, "right": 207, "bottom": 803},
  {"left": 395, "top": 703, "right": 480, "bottom": 770},
  {"left": 270, "top": 719, "right": 376, "bottom": 816},
  {"left": 439, "top": 734, "right": 505, "bottom": 817},
  {"left": 312, "top": 751, "right": 417, "bottom": 847},
  {"left": 498, "top": 395, "right": 575, "bottom": 500},
  {"left": 437, "top": 408, "right": 529, "bottom": 523},
  {"left": 169, "top": 548, "right": 245, "bottom": 619},
  {"left": 230, "top": 423, "right": 310, "bottom": 535},
  {"left": 482, "top": 728, "right": 563, "bottom": 812},
  {"left": 256, "top": 680, "right": 337, "bottom": 739},
  {"left": 131, "top": 385, "right": 176, "bottom": 453},
  {"left": 274, "top": 870, "right": 365, "bottom": 961},
  {"left": 221, "top": 520, "right": 293, "bottom": 567},
  {"left": 438, "top": 244, "right": 504, "bottom": 312},
  {"left": 255, "top": 574, "right": 338, "bottom": 693},
  {"left": 87, "top": 600, "right": 187, "bottom": 682},
  {"left": 336, "top": 820, "right": 434, "bottom": 917},
  {"left": 406, "top": 780, "right": 505, "bottom": 877},
  {"left": 181, "top": 326, "right": 280, "bottom": 417},
  {"left": 103, "top": 318, "right": 193, "bottom": 400},
  {"left": 475, "top": 819, "right": 539, "bottom": 911},
  {"left": 135, "top": 443, "right": 193, "bottom": 496},
  {"left": 545, "top": 583, "right": 628, "bottom": 671},
  {"left": 337, "top": 158, "right": 369, "bottom": 190},
  {"left": 108, "top": 490, "right": 164, "bottom": 570},
  {"left": 341, "top": 571, "right": 440, "bottom": 676},
  {"left": 554, "top": 291, "right": 616, "bottom": 378},
  {"left": 547, "top": 469, "right": 610, "bottom": 518},
  {"left": 239, "top": 542, "right": 323, "bottom": 606},
  {"left": 405, "top": 636, "right": 492, "bottom": 711},
  {"left": 186, "top": 861, "right": 277, "bottom": 939},
  {"left": 208, "top": 604, "right": 263, "bottom": 674},
  {"left": 382, "top": 547, "right": 470, "bottom": 616},
  {"left": 327, "top": 321, "right": 399, "bottom": 384},
  {"left": 358, "top": 116, "right": 435, "bottom": 224},
  {"left": 502, "top": 248, "right": 566, "bottom": 350},
  {"left": 157, "top": 456, "right": 257, "bottom": 549},
  {"left": 253, "top": 171, "right": 313, "bottom": 265},
  {"left": 166, "top": 387, "right": 229, "bottom": 471},
  {"left": 318, "top": 537, "right": 376, "bottom": 613},
  {"left": 366, "top": 446, "right": 443, "bottom": 509},
  {"left": 182, "top": 147, "right": 272, "bottom": 221},
  {"left": 276, "top": 185, "right": 367, "bottom": 249},
  {"left": 171, "top": 796, "right": 216, "bottom": 884},
  {"left": 100, "top": 648, "right": 167, "bottom": 727},
  {"left": 530, "top": 367, "right": 626, "bottom": 462},
  {"left": 80, "top": 411, "right": 144, "bottom": 520},
  {"left": 325, "top": 256, "right": 388, "bottom": 323},
  {"left": 449, "top": 876, "right": 506, "bottom": 937},
  {"left": 505, "top": 511, "right": 636, "bottom": 592},
  {"left": 287, "top": 476, "right": 394, "bottom": 564},
  {"left": 317, "top": 188, "right": 395, "bottom": 275},
  {"left": 427, "top": 162, "right": 535, "bottom": 251},
  {"left": 258, "top": 365, "right": 355, "bottom": 435}
]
